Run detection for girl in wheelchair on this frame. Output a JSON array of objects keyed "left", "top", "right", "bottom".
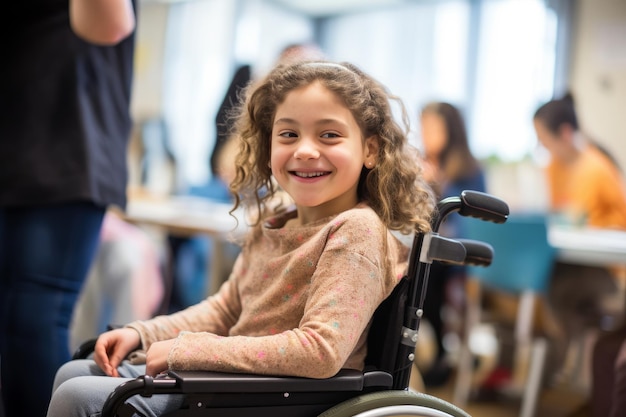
[{"left": 47, "top": 60, "right": 436, "bottom": 417}]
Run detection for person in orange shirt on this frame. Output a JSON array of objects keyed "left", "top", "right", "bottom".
[
  {"left": 533, "top": 93, "right": 626, "bottom": 402},
  {"left": 534, "top": 95, "right": 626, "bottom": 229}
]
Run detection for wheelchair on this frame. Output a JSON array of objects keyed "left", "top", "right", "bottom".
[{"left": 74, "top": 190, "right": 509, "bottom": 417}]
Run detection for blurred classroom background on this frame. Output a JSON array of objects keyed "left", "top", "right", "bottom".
[
  {"left": 74, "top": 0, "right": 626, "bottom": 416},
  {"left": 128, "top": 0, "right": 625, "bottom": 210}
]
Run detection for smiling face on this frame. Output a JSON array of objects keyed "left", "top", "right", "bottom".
[{"left": 271, "top": 81, "right": 378, "bottom": 224}]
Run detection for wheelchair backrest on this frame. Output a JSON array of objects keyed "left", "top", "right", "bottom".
[
  {"left": 365, "top": 190, "right": 509, "bottom": 390},
  {"left": 364, "top": 274, "right": 409, "bottom": 373}
]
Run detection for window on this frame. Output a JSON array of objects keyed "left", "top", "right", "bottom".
[
  {"left": 319, "top": 0, "right": 558, "bottom": 161},
  {"left": 470, "top": 0, "right": 557, "bottom": 161},
  {"left": 149, "top": 0, "right": 562, "bottom": 188}
]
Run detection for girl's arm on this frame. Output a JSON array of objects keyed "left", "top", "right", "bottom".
[
  {"left": 126, "top": 255, "right": 245, "bottom": 350},
  {"left": 69, "top": 0, "right": 136, "bottom": 45}
]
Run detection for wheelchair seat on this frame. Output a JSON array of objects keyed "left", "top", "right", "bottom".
[{"left": 75, "top": 190, "right": 509, "bottom": 417}]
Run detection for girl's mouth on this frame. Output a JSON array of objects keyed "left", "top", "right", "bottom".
[{"left": 291, "top": 171, "right": 330, "bottom": 178}]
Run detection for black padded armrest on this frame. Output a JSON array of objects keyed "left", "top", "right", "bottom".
[{"left": 167, "top": 369, "right": 381, "bottom": 393}]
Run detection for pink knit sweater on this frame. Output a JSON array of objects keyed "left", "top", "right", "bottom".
[{"left": 127, "top": 203, "right": 409, "bottom": 379}]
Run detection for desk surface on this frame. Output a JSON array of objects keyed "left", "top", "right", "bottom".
[
  {"left": 125, "top": 196, "right": 626, "bottom": 269},
  {"left": 548, "top": 225, "right": 626, "bottom": 267},
  {"left": 123, "top": 194, "right": 248, "bottom": 295},
  {"left": 124, "top": 195, "right": 247, "bottom": 239}
]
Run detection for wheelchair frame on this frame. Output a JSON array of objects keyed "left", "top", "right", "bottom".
[{"left": 76, "top": 190, "right": 509, "bottom": 417}]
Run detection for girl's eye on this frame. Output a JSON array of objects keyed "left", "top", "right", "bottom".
[
  {"left": 321, "top": 132, "right": 340, "bottom": 139},
  {"left": 279, "top": 131, "right": 298, "bottom": 138}
]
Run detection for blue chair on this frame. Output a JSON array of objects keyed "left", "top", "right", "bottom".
[{"left": 453, "top": 212, "right": 556, "bottom": 417}]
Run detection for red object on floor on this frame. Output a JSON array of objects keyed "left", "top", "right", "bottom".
[{"left": 481, "top": 366, "right": 512, "bottom": 390}]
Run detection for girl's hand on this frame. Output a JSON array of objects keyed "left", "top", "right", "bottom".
[
  {"left": 145, "top": 339, "right": 177, "bottom": 377},
  {"left": 93, "top": 328, "right": 141, "bottom": 377}
]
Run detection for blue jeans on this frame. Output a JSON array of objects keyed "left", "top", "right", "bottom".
[{"left": 0, "top": 202, "right": 105, "bottom": 417}]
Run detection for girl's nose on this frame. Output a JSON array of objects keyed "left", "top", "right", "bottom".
[{"left": 293, "top": 138, "right": 320, "bottom": 160}]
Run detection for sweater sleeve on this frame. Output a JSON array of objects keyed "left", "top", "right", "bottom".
[
  {"left": 126, "top": 254, "right": 244, "bottom": 349},
  {"left": 166, "top": 213, "right": 401, "bottom": 379}
]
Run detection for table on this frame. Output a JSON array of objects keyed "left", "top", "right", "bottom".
[
  {"left": 124, "top": 196, "right": 626, "bottom": 296},
  {"left": 125, "top": 195, "right": 247, "bottom": 238},
  {"left": 122, "top": 194, "right": 248, "bottom": 296},
  {"left": 548, "top": 225, "right": 626, "bottom": 267},
  {"left": 547, "top": 225, "right": 626, "bottom": 391}
]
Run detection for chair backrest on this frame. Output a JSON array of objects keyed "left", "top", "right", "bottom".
[{"left": 462, "top": 212, "right": 555, "bottom": 294}]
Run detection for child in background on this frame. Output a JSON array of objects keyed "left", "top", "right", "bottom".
[
  {"left": 46, "top": 60, "right": 435, "bottom": 417},
  {"left": 418, "top": 101, "right": 486, "bottom": 386}
]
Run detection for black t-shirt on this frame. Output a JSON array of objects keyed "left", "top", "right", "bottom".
[{"left": 0, "top": 0, "right": 136, "bottom": 209}]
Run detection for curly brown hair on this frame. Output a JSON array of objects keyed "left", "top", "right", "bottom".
[{"left": 228, "top": 61, "right": 435, "bottom": 234}]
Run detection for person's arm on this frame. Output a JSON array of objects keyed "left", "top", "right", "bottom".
[{"left": 69, "top": 0, "right": 135, "bottom": 45}]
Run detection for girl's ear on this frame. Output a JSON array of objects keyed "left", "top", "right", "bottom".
[{"left": 364, "top": 135, "right": 380, "bottom": 166}]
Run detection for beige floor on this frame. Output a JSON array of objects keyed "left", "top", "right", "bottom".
[
  {"left": 411, "top": 312, "right": 596, "bottom": 417},
  {"left": 423, "top": 374, "right": 590, "bottom": 417}
]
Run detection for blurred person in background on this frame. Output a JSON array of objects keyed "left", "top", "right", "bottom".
[
  {"left": 533, "top": 93, "right": 626, "bottom": 230},
  {"left": 0, "top": 0, "right": 136, "bottom": 415},
  {"left": 533, "top": 93, "right": 626, "bottom": 398},
  {"left": 418, "top": 101, "right": 486, "bottom": 386}
]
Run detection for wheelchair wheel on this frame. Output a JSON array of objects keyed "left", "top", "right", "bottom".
[{"left": 318, "top": 390, "right": 471, "bottom": 417}]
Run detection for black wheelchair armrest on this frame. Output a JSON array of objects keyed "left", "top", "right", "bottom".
[
  {"left": 102, "top": 369, "right": 393, "bottom": 417},
  {"left": 72, "top": 338, "right": 97, "bottom": 360},
  {"left": 456, "top": 238, "right": 493, "bottom": 267},
  {"left": 167, "top": 368, "right": 392, "bottom": 393}
]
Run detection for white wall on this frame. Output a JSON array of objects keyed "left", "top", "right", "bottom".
[
  {"left": 131, "top": 1, "right": 169, "bottom": 122},
  {"left": 570, "top": 0, "right": 626, "bottom": 170}
]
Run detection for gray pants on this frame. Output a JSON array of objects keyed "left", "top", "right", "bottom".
[{"left": 46, "top": 360, "right": 183, "bottom": 417}]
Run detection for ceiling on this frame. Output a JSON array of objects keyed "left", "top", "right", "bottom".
[
  {"left": 140, "top": 0, "right": 425, "bottom": 17},
  {"left": 266, "top": 0, "right": 412, "bottom": 17}
]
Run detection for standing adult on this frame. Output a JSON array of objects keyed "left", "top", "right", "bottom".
[{"left": 0, "top": 0, "right": 136, "bottom": 415}]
